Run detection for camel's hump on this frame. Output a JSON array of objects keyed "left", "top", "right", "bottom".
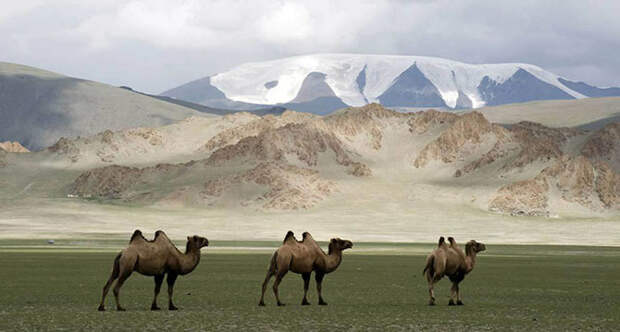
[
  {"left": 130, "top": 230, "right": 145, "bottom": 243},
  {"left": 154, "top": 230, "right": 168, "bottom": 239},
  {"left": 283, "top": 231, "right": 296, "bottom": 244}
]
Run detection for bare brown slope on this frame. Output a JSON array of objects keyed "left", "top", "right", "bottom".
[
  {"left": 61, "top": 104, "right": 619, "bottom": 215},
  {"left": 413, "top": 112, "right": 510, "bottom": 168},
  {"left": 490, "top": 156, "right": 618, "bottom": 216},
  {"left": 0, "top": 141, "right": 30, "bottom": 153},
  {"left": 581, "top": 122, "right": 620, "bottom": 170}
]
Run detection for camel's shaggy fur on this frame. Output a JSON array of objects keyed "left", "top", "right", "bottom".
[
  {"left": 259, "top": 231, "right": 353, "bottom": 306},
  {"left": 97, "top": 230, "right": 209, "bottom": 311},
  {"left": 423, "top": 236, "right": 486, "bottom": 305}
]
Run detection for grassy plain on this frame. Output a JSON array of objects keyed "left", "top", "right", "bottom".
[{"left": 0, "top": 242, "right": 619, "bottom": 331}]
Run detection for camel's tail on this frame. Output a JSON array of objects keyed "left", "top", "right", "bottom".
[
  {"left": 267, "top": 251, "right": 278, "bottom": 275},
  {"left": 111, "top": 252, "right": 121, "bottom": 279},
  {"left": 423, "top": 255, "right": 434, "bottom": 277}
]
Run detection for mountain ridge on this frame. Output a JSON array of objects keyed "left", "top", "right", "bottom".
[
  {"left": 161, "top": 53, "right": 620, "bottom": 114},
  {"left": 0, "top": 62, "right": 286, "bottom": 150}
]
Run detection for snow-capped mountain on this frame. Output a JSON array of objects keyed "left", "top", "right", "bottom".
[{"left": 162, "top": 53, "right": 620, "bottom": 114}]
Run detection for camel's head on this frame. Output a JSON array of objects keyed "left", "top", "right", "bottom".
[
  {"left": 466, "top": 240, "right": 486, "bottom": 254},
  {"left": 187, "top": 235, "right": 209, "bottom": 249},
  {"left": 329, "top": 238, "right": 353, "bottom": 252}
]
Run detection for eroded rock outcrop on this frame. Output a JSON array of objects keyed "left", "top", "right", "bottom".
[
  {"left": 490, "top": 156, "right": 619, "bottom": 215},
  {"left": 324, "top": 103, "right": 406, "bottom": 150},
  {"left": 205, "top": 121, "right": 371, "bottom": 176},
  {"left": 58, "top": 104, "right": 618, "bottom": 215},
  {"left": 0, "top": 150, "right": 6, "bottom": 168},
  {"left": 457, "top": 121, "right": 582, "bottom": 176},
  {"left": 202, "top": 162, "right": 336, "bottom": 209},
  {"left": 581, "top": 122, "right": 620, "bottom": 170},
  {"left": 0, "top": 141, "right": 30, "bottom": 153},
  {"left": 202, "top": 110, "right": 314, "bottom": 152},
  {"left": 489, "top": 176, "right": 550, "bottom": 216},
  {"left": 70, "top": 165, "right": 143, "bottom": 198},
  {"left": 407, "top": 109, "right": 458, "bottom": 135},
  {"left": 414, "top": 112, "right": 509, "bottom": 168},
  {"left": 48, "top": 137, "right": 81, "bottom": 162},
  {"left": 69, "top": 163, "right": 183, "bottom": 199}
]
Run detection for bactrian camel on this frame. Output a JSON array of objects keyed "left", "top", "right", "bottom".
[
  {"left": 98, "top": 230, "right": 209, "bottom": 311},
  {"left": 259, "top": 231, "right": 353, "bottom": 306},
  {"left": 423, "top": 236, "right": 486, "bottom": 306}
]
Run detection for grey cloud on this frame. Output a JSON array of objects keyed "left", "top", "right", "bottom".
[{"left": 0, "top": 0, "right": 618, "bottom": 94}]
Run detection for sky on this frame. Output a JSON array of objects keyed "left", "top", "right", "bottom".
[{"left": 1, "top": 0, "right": 619, "bottom": 94}]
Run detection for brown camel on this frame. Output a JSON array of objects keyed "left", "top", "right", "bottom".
[
  {"left": 97, "top": 230, "right": 209, "bottom": 311},
  {"left": 259, "top": 231, "right": 353, "bottom": 306},
  {"left": 423, "top": 236, "right": 486, "bottom": 306}
]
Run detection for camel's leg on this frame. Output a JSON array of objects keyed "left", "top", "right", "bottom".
[
  {"left": 449, "top": 282, "right": 457, "bottom": 306},
  {"left": 315, "top": 272, "right": 327, "bottom": 305},
  {"left": 301, "top": 272, "right": 311, "bottom": 305},
  {"left": 167, "top": 273, "right": 179, "bottom": 310},
  {"left": 425, "top": 270, "right": 436, "bottom": 306},
  {"left": 456, "top": 282, "right": 463, "bottom": 305},
  {"left": 427, "top": 280, "right": 436, "bottom": 306},
  {"left": 273, "top": 269, "right": 289, "bottom": 306},
  {"left": 151, "top": 274, "right": 164, "bottom": 310},
  {"left": 259, "top": 268, "right": 276, "bottom": 306},
  {"left": 112, "top": 269, "right": 133, "bottom": 311},
  {"left": 98, "top": 253, "right": 121, "bottom": 311}
]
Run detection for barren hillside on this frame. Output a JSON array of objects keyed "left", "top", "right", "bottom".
[
  {"left": 16, "top": 103, "right": 614, "bottom": 215},
  {"left": 0, "top": 102, "right": 617, "bottom": 242}
]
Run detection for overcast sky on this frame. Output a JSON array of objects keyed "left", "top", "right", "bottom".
[{"left": 1, "top": 0, "right": 619, "bottom": 94}]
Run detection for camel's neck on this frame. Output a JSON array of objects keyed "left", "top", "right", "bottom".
[
  {"left": 178, "top": 245, "right": 201, "bottom": 275},
  {"left": 324, "top": 249, "right": 343, "bottom": 273},
  {"left": 465, "top": 251, "right": 477, "bottom": 274}
]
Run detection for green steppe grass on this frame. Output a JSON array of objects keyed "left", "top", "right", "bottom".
[{"left": 0, "top": 241, "right": 619, "bottom": 331}]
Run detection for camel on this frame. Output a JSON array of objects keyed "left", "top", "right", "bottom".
[
  {"left": 97, "top": 230, "right": 209, "bottom": 311},
  {"left": 423, "top": 236, "right": 486, "bottom": 306},
  {"left": 258, "top": 231, "right": 353, "bottom": 306}
]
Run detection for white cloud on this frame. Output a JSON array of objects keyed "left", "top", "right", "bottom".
[
  {"left": 75, "top": 0, "right": 215, "bottom": 49},
  {"left": 257, "top": 2, "right": 312, "bottom": 43},
  {"left": 0, "top": 0, "right": 619, "bottom": 93}
]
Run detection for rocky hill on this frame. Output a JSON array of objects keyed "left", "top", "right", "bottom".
[
  {"left": 0, "top": 141, "right": 30, "bottom": 153},
  {"left": 0, "top": 62, "right": 215, "bottom": 150},
  {"left": 1, "top": 102, "right": 617, "bottom": 217}
]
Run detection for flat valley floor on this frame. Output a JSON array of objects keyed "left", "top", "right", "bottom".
[{"left": 1, "top": 241, "right": 619, "bottom": 331}]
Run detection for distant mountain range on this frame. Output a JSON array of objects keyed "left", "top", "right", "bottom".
[
  {"left": 2, "top": 55, "right": 619, "bottom": 150},
  {"left": 161, "top": 53, "right": 620, "bottom": 114}
]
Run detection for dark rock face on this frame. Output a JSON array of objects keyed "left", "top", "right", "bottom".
[
  {"left": 478, "top": 68, "right": 574, "bottom": 106},
  {"left": 161, "top": 76, "right": 266, "bottom": 110},
  {"left": 161, "top": 76, "right": 226, "bottom": 103},
  {"left": 558, "top": 78, "right": 620, "bottom": 98},
  {"left": 282, "top": 97, "right": 348, "bottom": 115},
  {"left": 455, "top": 90, "right": 473, "bottom": 109},
  {"left": 356, "top": 66, "right": 367, "bottom": 93},
  {"left": 264, "top": 80, "right": 278, "bottom": 89},
  {"left": 290, "top": 72, "right": 338, "bottom": 103},
  {"left": 378, "top": 64, "right": 447, "bottom": 108},
  {"left": 281, "top": 72, "right": 347, "bottom": 114}
]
